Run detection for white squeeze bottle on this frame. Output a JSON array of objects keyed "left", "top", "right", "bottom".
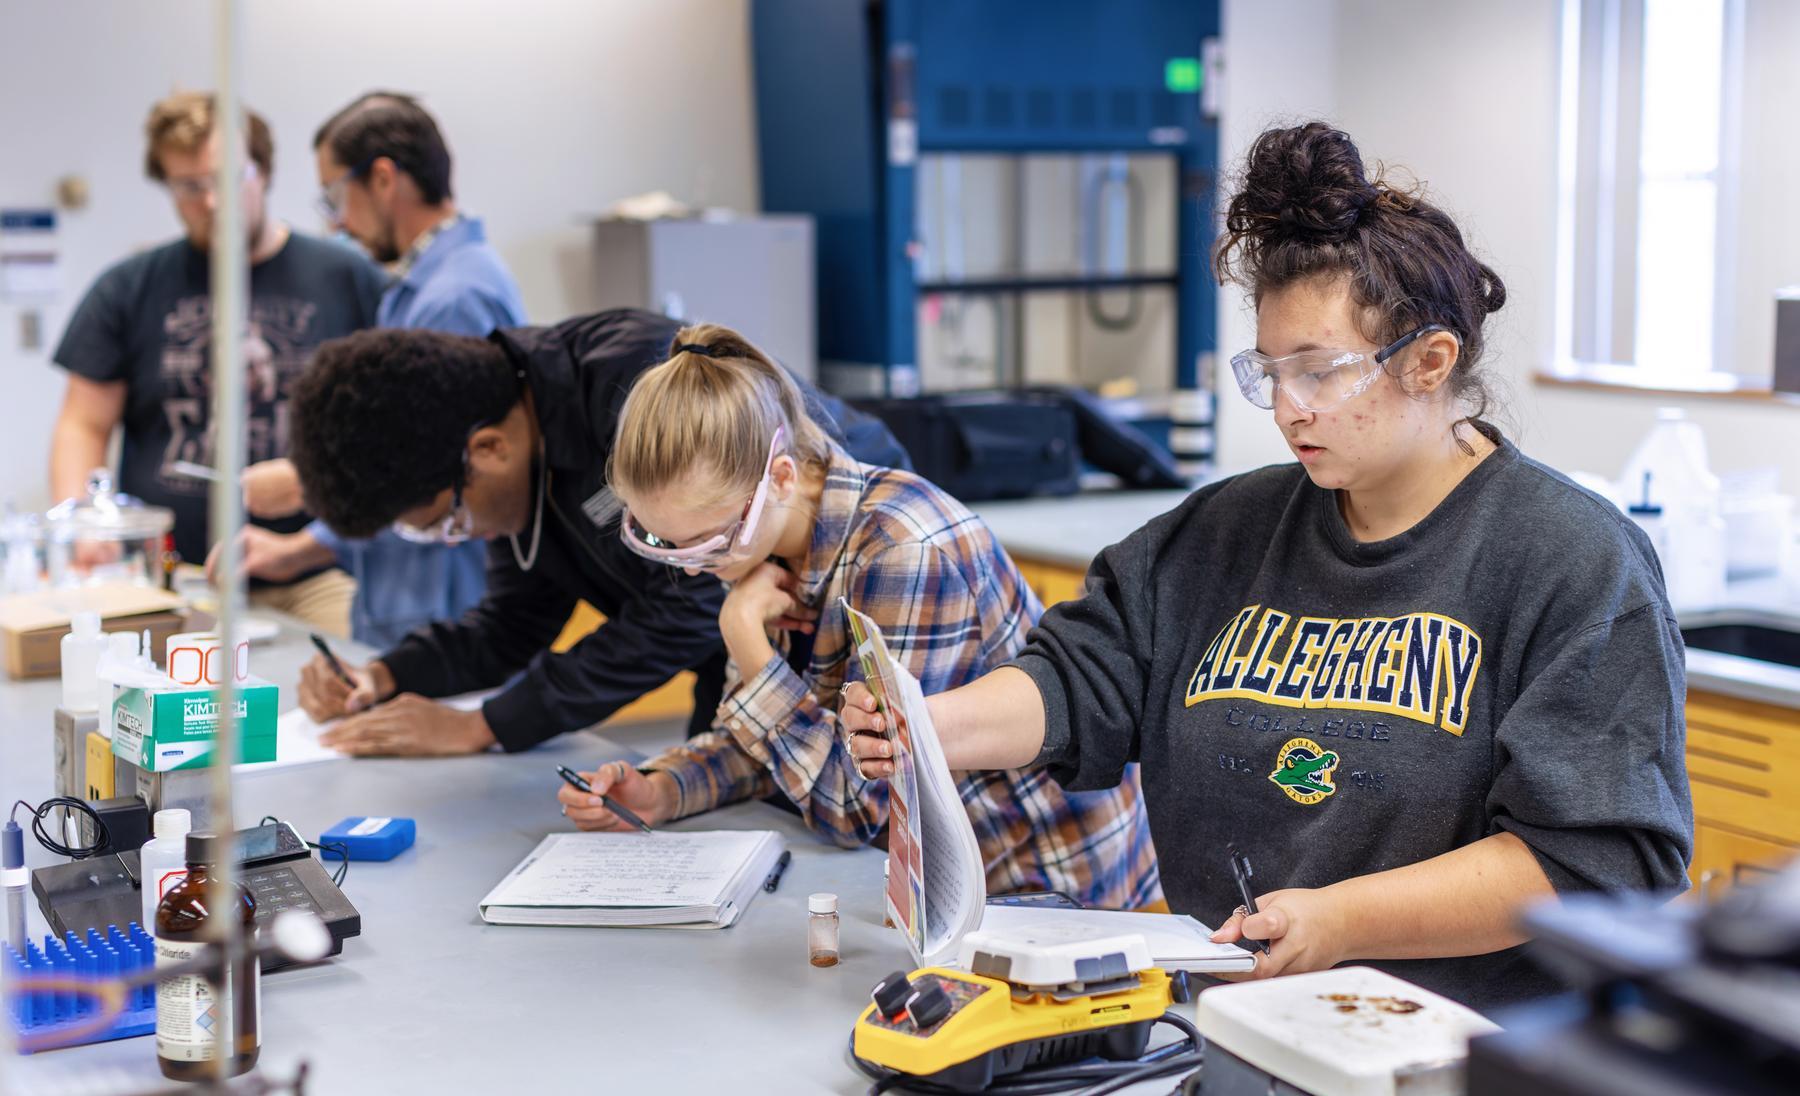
[
  {"left": 140, "top": 809, "right": 193, "bottom": 935},
  {"left": 60, "top": 611, "right": 104, "bottom": 711},
  {"left": 96, "top": 630, "right": 140, "bottom": 740}
]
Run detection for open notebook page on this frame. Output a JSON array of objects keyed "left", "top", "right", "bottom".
[
  {"left": 482, "top": 830, "right": 773, "bottom": 909},
  {"left": 239, "top": 690, "right": 494, "bottom": 773}
]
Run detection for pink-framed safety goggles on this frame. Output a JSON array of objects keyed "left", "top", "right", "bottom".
[{"left": 618, "top": 426, "right": 787, "bottom": 570}]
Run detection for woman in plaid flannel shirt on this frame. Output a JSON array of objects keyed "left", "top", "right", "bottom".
[{"left": 552, "top": 323, "right": 1161, "bottom": 910}]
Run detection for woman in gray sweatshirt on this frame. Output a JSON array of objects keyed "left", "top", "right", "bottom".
[{"left": 840, "top": 122, "right": 1692, "bottom": 1014}]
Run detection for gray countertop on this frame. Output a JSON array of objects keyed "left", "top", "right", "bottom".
[
  {"left": 975, "top": 490, "right": 1800, "bottom": 709},
  {"left": 5, "top": 495, "right": 1795, "bottom": 1090},
  {"left": 974, "top": 490, "right": 1195, "bottom": 572},
  {"left": 0, "top": 620, "right": 967, "bottom": 1095}
]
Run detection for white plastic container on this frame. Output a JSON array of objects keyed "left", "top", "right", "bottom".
[
  {"left": 95, "top": 631, "right": 142, "bottom": 740},
  {"left": 1720, "top": 490, "right": 1794, "bottom": 580},
  {"left": 140, "top": 809, "right": 192, "bottom": 935},
  {"left": 1667, "top": 508, "right": 1728, "bottom": 609},
  {"left": 59, "top": 611, "right": 104, "bottom": 712},
  {"left": 1618, "top": 410, "right": 1727, "bottom": 609},
  {"left": 1618, "top": 408, "right": 1721, "bottom": 515}
]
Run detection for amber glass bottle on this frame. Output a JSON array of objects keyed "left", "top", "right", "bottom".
[{"left": 155, "top": 831, "right": 260, "bottom": 1080}]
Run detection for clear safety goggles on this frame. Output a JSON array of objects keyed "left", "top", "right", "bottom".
[
  {"left": 392, "top": 450, "right": 475, "bottom": 545},
  {"left": 618, "top": 427, "right": 786, "bottom": 571},
  {"left": 1230, "top": 324, "right": 1452, "bottom": 412}
]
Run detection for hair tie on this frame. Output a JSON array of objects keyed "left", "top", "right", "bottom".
[{"left": 674, "top": 343, "right": 717, "bottom": 358}]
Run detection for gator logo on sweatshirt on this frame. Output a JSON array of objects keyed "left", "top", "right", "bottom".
[
  {"left": 1184, "top": 605, "right": 1483, "bottom": 735},
  {"left": 1270, "top": 737, "right": 1339, "bottom": 805}
]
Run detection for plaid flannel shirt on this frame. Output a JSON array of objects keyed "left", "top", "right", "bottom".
[{"left": 640, "top": 445, "right": 1161, "bottom": 910}]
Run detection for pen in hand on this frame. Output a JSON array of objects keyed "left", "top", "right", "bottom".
[
  {"left": 1228, "top": 843, "right": 1270, "bottom": 955},
  {"left": 555, "top": 765, "right": 655, "bottom": 835},
  {"left": 309, "top": 632, "right": 357, "bottom": 688}
]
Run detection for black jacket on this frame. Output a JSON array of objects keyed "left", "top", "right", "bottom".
[{"left": 377, "top": 309, "right": 908, "bottom": 751}]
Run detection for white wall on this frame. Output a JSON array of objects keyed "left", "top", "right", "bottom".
[
  {"left": 1214, "top": 0, "right": 1341, "bottom": 473},
  {"left": 1217, "top": 0, "right": 1800, "bottom": 491},
  {"left": 1727, "top": 0, "right": 1800, "bottom": 382},
  {"left": 0, "top": 0, "right": 757, "bottom": 513}
]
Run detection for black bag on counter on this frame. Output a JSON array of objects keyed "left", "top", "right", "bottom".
[
  {"left": 1023, "top": 385, "right": 1187, "bottom": 491},
  {"left": 850, "top": 392, "right": 1081, "bottom": 501}
]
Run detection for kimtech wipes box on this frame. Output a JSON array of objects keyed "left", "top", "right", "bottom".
[{"left": 111, "top": 679, "right": 277, "bottom": 771}]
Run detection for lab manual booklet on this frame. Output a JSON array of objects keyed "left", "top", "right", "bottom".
[
  {"left": 843, "top": 599, "right": 1255, "bottom": 974},
  {"left": 477, "top": 829, "right": 785, "bottom": 928}
]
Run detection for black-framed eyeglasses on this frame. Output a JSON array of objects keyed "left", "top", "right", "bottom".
[{"left": 314, "top": 155, "right": 379, "bottom": 223}]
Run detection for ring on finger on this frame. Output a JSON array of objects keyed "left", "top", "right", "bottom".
[{"left": 1232, "top": 904, "right": 1249, "bottom": 919}]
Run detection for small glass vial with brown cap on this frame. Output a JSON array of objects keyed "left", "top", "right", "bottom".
[
  {"left": 155, "top": 832, "right": 260, "bottom": 1080},
  {"left": 808, "top": 892, "right": 840, "bottom": 967}
]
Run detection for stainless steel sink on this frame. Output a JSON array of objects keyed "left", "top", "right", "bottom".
[
  {"left": 1680, "top": 609, "right": 1800, "bottom": 706},
  {"left": 1681, "top": 620, "right": 1800, "bottom": 670}
]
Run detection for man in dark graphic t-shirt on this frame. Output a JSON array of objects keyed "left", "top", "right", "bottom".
[{"left": 49, "top": 91, "right": 385, "bottom": 636}]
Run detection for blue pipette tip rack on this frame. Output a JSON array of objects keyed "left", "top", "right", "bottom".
[{"left": 4, "top": 922, "right": 157, "bottom": 1052}]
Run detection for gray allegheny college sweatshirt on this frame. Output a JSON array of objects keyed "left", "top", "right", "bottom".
[{"left": 1013, "top": 438, "right": 1694, "bottom": 1013}]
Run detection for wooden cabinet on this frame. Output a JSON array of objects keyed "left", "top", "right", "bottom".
[
  {"left": 1015, "top": 559, "right": 1088, "bottom": 609},
  {"left": 1691, "top": 822, "right": 1796, "bottom": 899},
  {"left": 1685, "top": 688, "right": 1800, "bottom": 895},
  {"left": 553, "top": 601, "right": 696, "bottom": 725}
]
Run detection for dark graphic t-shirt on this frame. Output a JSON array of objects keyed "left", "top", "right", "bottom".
[{"left": 53, "top": 233, "right": 386, "bottom": 569}]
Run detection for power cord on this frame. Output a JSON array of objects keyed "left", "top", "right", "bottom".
[
  {"left": 849, "top": 1010, "right": 1204, "bottom": 1096},
  {"left": 259, "top": 817, "right": 349, "bottom": 888},
  {"left": 12, "top": 797, "right": 110, "bottom": 859}
]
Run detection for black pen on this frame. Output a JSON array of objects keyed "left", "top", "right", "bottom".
[
  {"left": 762, "top": 850, "right": 792, "bottom": 893},
  {"left": 309, "top": 632, "right": 357, "bottom": 688},
  {"left": 1228, "top": 844, "right": 1270, "bottom": 955},
  {"left": 555, "top": 765, "right": 655, "bottom": 835}
]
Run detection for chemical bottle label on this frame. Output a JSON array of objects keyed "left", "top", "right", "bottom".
[{"left": 155, "top": 938, "right": 217, "bottom": 1061}]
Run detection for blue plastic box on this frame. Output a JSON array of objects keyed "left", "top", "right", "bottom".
[{"left": 320, "top": 816, "right": 415, "bottom": 861}]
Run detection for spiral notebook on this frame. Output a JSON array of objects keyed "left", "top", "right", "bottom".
[{"left": 478, "top": 829, "right": 785, "bottom": 928}]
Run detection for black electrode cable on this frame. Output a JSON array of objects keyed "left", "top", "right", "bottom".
[{"left": 12, "top": 797, "right": 110, "bottom": 859}]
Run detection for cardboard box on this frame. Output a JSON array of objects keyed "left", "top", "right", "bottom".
[
  {"left": 111, "top": 678, "right": 277, "bottom": 771},
  {"left": 0, "top": 584, "right": 187, "bottom": 679}
]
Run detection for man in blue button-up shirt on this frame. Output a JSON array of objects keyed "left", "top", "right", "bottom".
[{"left": 234, "top": 92, "right": 526, "bottom": 647}]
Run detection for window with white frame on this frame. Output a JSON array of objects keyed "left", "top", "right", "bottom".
[{"left": 1555, "top": 0, "right": 1745, "bottom": 387}]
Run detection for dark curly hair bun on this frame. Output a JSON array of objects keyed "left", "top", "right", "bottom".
[
  {"left": 1231, "top": 121, "right": 1378, "bottom": 249},
  {"left": 1212, "top": 120, "right": 1507, "bottom": 448}
]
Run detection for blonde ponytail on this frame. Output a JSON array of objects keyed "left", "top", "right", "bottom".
[{"left": 611, "top": 323, "right": 833, "bottom": 506}]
